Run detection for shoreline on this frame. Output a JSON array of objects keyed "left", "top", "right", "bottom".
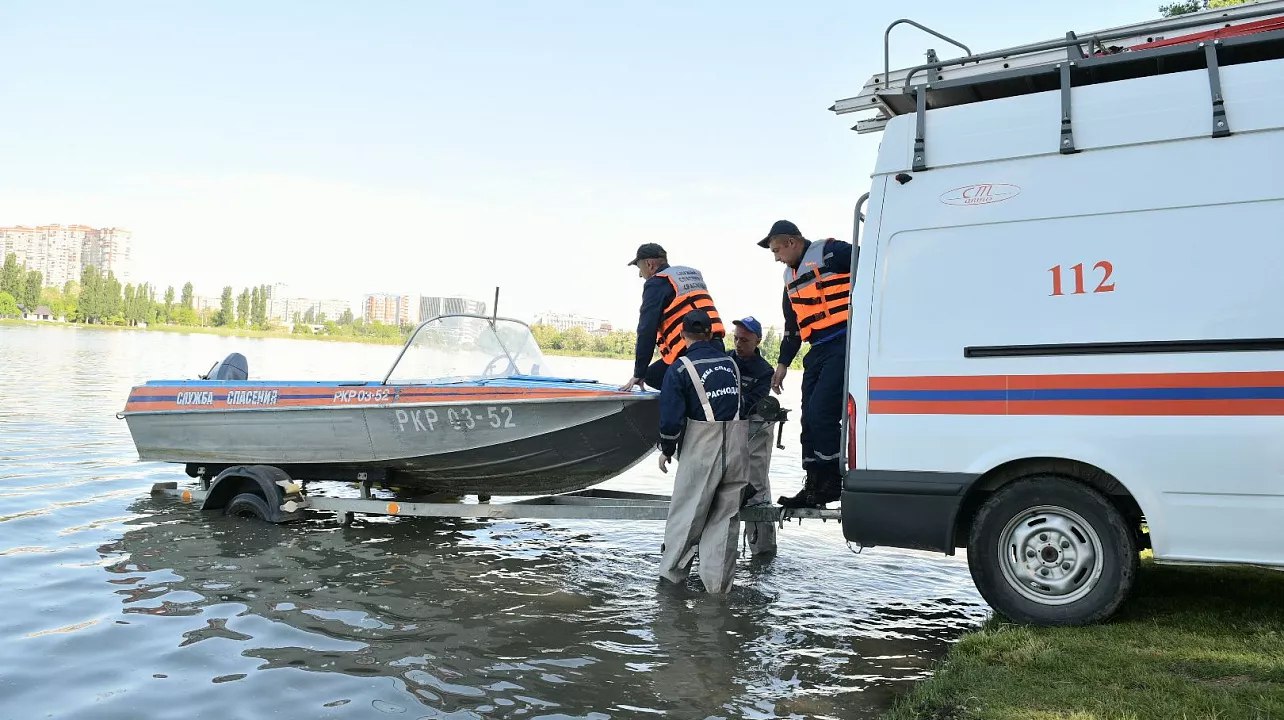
[
  {"left": 882, "top": 560, "right": 1284, "bottom": 719},
  {"left": 0, "top": 318, "right": 634, "bottom": 361}
]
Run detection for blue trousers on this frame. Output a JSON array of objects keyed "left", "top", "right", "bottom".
[
  {"left": 644, "top": 344, "right": 692, "bottom": 390},
  {"left": 644, "top": 359, "right": 670, "bottom": 391},
  {"left": 799, "top": 338, "right": 846, "bottom": 481}
]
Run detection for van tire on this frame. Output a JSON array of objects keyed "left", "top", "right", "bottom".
[
  {"left": 225, "top": 492, "right": 273, "bottom": 522},
  {"left": 967, "top": 475, "right": 1137, "bottom": 626}
]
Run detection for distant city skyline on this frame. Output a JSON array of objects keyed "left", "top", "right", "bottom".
[
  {"left": 1, "top": 225, "right": 787, "bottom": 334},
  {"left": 417, "top": 295, "right": 487, "bottom": 323},
  {"left": 533, "top": 311, "right": 614, "bottom": 336},
  {"left": 0, "top": 224, "right": 132, "bottom": 289},
  {"left": 0, "top": 228, "right": 623, "bottom": 331}
]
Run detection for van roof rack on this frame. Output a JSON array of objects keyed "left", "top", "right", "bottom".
[{"left": 833, "top": 0, "right": 1284, "bottom": 135}]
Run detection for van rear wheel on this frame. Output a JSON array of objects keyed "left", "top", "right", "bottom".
[{"left": 967, "top": 476, "right": 1138, "bottom": 626}]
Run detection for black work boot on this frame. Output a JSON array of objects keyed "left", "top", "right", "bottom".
[
  {"left": 813, "top": 470, "right": 842, "bottom": 506},
  {"left": 777, "top": 469, "right": 818, "bottom": 509}
]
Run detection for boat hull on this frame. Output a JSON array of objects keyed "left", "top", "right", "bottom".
[{"left": 123, "top": 381, "right": 661, "bottom": 496}]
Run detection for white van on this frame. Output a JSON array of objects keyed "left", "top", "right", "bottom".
[{"left": 833, "top": 3, "right": 1284, "bottom": 625}]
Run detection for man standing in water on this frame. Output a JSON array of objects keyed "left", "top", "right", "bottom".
[
  {"left": 728, "top": 316, "right": 778, "bottom": 556},
  {"left": 655, "top": 310, "right": 748, "bottom": 593}
]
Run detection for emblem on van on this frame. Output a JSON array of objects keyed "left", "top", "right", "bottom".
[{"left": 939, "top": 183, "right": 1021, "bottom": 206}]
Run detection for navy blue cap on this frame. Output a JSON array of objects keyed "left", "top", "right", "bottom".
[
  {"left": 732, "top": 316, "right": 763, "bottom": 337},
  {"left": 628, "top": 243, "right": 667, "bottom": 266},
  {"left": 758, "top": 219, "right": 802, "bottom": 248},
  {"left": 682, "top": 309, "right": 713, "bottom": 334}
]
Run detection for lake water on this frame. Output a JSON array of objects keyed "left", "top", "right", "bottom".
[{"left": 0, "top": 324, "right": 986, "bottom": 719}]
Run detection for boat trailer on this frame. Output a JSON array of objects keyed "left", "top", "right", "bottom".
[{"left": 149, "top": 464, "right": 840, "bottom": 526}]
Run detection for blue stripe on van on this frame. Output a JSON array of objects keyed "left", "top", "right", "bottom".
[{"left": 869, "top": 387, "right": 1284, "bottom": 402}]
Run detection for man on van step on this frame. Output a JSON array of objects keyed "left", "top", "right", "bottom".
[
  {"left": 621, "top": 243, "right": 726, "bottom": 391},
  {"left": 759, "top": 220, "right": 854, "bottom": 509},
  {"left": 656, "top": 309, "right": 749, "bottom": 593}
]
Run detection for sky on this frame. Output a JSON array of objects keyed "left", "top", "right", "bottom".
[{"left": 0, "top": 0, "right": 1166, "bottom": 329}]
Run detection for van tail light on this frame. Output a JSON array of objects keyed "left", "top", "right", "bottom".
[{"left": 846, "top": 393, "right": 858, "bottom": 469}]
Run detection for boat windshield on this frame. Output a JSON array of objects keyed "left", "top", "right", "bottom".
[{"left": 383, "top": 315, "right": 553, "bottom": 384}]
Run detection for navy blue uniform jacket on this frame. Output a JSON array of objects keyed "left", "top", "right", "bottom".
[
  {"left": 779, "top": 239, "right": 855, "bottom": 367},
  {"left": 634, "top": 265, "right": 675, "bottom": 378},
  {"left": 657, "top": 340, "right": 740, "bottom": 457},
  {"left": 730, "top": 349, "right": 773, "bottom": 417}
]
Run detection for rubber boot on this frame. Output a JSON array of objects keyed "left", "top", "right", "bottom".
[{"left": 777, "top": 468, "right": 817, "bottom": 509}]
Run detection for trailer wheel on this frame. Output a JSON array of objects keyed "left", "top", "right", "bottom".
[
  {"left": 225, "top": 492, "right": 273, "bottom": 522},
  {"left": 967, "top": 475, "right": 1138, "bottom": 626}
]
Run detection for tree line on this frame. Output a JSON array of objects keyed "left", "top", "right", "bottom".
[
  {"left": 3, "top": 252, "right": 806, "bottom": 366},
  {"left": 528, "top": 322, "right": 802, "bottom": 368},
  {"left": 0, "top": 253, "right": 45, "bottom": 316},
  {"left": 0, "top": 253, "right": 400, "bottom": 341}
]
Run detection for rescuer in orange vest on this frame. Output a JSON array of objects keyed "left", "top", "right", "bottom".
[
  {"left": 620, "top": 243, "right": 726, "bottom": 391},
  {"left": 760, "top": 220, "right": 854, "bottom": 509}
]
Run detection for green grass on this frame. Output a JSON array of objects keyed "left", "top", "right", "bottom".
[{"left": 885, "top": 561, "right": 1284, "bottom": 720}]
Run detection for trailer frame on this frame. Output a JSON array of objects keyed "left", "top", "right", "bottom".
[{"left": 150, "top": 476, "right": 839, "bottom": 526}]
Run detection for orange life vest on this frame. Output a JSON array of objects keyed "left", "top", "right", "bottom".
[
  {"left": 654, "top": 265, "right": 724, "bottom": 363},
  {"left": 784, "top": 239, "right": 851, "bottom": 342}
]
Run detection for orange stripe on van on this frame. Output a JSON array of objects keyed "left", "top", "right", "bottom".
[
  {"left": 869, "top": 370, "right": 1284, "bottom": 392},
  {"left": 867, "top": 371, "right": 1284, "bottom": 416},
  {"left": 869, "top": 375, "right": 1008, "bottom": 391},
  {"left": 869, "top": 399, "right": 1284, "bottom": 416}
]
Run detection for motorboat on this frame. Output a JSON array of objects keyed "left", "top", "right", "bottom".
[{"left": 120, "top": 314, "right": 660, "bottom": 496}]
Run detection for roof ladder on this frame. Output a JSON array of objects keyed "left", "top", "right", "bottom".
[
  {"left": 1059, "top": 56, "right": 1077, "bottom": 155},
  {"left": 834, "top": 0, "right": 1284, "bottom": 141},
  {"left": 912, "top": 89, "right": 927, "bottom": 171},
  {"left": 1204, "top": 40, "right": 1232, "bottom": 138}
]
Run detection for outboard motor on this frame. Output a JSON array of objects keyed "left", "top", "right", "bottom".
[
  {"left": 749, "top": 395, "right": 792, "bottom": 450},
  {"left": 201, "top": 352, "right": 249, "bottom": 381}
]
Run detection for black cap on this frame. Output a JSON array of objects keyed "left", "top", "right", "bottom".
[
  {"left": 758, "top": 219, "right": 802, "bottom": 248},
  {"left": 628, "top": 242, "right": 667, "bottom": 266},
  {"left": 682, "top": 309, "right": 713, "bottom": 334}
]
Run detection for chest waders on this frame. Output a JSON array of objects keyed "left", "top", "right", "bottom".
[
  {"left": 657, "top": 356, "right": 749, "bottom": 594},
  {"left": 742, "top": 417, "right": 778, "bottom": 556}
]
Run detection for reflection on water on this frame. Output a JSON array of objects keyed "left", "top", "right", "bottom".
[{"left": 0, "top": 325, "right": 987, "bottom": 719}]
